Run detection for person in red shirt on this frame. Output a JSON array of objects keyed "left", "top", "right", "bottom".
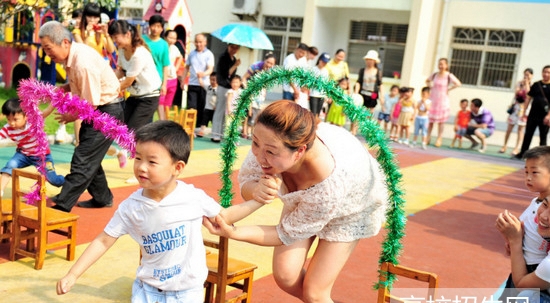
[{"left": 451, "top": 99, "right": 470, "bottom": 148}]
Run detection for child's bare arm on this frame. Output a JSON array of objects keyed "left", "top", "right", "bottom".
[
  {"left": 218, "top": 200, "right": 265, "bottom": 225},
  {"left": 42, "top": 104, "right": 55, "bottom": 118},
  {"left": 56, "top": 232, "right": 117, "bottom": 295}
]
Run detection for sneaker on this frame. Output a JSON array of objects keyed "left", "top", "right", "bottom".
[
  {"left": 398, "top": 139, "right": 403, "bottom": 144},
  {"left": 55, "top": 124, "right": 68, "bottom": 144},
  {"left": 470, "top": 142, "right": 479, "bottom": 150},
  {"left": 403, "top": 140, "right": 409, "bottom": 145},
  {"left": 422, "top": 143, "right": 427, "bottom": 150},
  {"left": 478, "top": 148, "right": 486, "bottom": 154},
  {"left": 409, "top": 142, "right": 416, "bottom": 148}
]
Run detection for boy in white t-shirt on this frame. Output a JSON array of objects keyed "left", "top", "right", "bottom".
[
  {"left": 56, "top": 120, "right": 267, "bottom": 302},
  {"left": 496, "top": 146, "right": 550, "bottom": 301}
]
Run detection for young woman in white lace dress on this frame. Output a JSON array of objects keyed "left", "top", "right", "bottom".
[{"left": 204, "top": 100, "right": 388, "bottom": 302}]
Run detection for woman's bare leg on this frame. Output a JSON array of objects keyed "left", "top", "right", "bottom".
[
  {"left": 302, "top": 240, "right": 359, "bottom": 303},
  {"left": 513, "top": 125, "right": 525, "bottom": 155},
  {"left": 272, "top": 237, "right": 315, "bottom": 299}
]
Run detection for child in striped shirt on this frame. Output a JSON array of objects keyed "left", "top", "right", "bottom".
[{"left": 0, "top": 98, "right": 64, "bottom": 197}]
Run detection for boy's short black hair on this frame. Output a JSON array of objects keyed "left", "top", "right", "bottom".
[
  {"left": 471, "top": 98, "right": 483, "bottom": 107},
  {"left": 421, "top": 86, "right": 430, "bottom": 94},
  {"left": 148, "top": 14, "right": 165, "bottom": 26},
  {"left": 296, "top": 43, "right": 309, "bottom": 51},
  {"left": 134, "top": 120, "right": 190, "bottom": 164},
  {"left": 2, "top": 98, "right": 24, "bottom": 116},
  {"left": 523, "top": 146, "right": 550, "bottom": 167},
  {"left": 399, "top": 87, "right": 413, "bottom": 93},
  {"left": 460, "top": 99, "right": 469, "bottom": 104}
]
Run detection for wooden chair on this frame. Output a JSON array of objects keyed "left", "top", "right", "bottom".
[
  {"left": 9, "top": 169, "right": 80, "bottom": 270},
  {"left": 204, "top": 237, "right": 257, "bottom": 303},
  {"left": 164, "top": 105, "right": 180, "bottom": 122},
  {"left": 179, "top": 109, "right": 197, "bottom": 149},
  {"left": 377, "top": 262, "right": 438, "bottom": 303}
]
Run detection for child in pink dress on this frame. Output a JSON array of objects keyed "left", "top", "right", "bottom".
[{"left": 389, "top": 87, "right": 406, "bottom": 141}]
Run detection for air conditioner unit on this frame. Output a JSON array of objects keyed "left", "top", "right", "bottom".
[{"left": 232, "top": 0, "right": 260, "bottom": 16}]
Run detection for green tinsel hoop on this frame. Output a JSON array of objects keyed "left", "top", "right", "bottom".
[{"left": 217, "top": 66, "right": 406, "bottom": 289}]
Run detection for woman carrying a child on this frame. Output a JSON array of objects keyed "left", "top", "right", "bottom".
[
  {"left": 204, "top": 100, "right": 388, "bottom": 302},
  {"left": 500, "top": 68, "right": 533, "bottom": 155}
]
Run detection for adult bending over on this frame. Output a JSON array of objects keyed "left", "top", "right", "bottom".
[{"left": 204, "top": 100, "right": 388, "bottom": 303}]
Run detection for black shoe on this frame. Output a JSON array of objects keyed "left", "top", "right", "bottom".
[
  {"left": 512, "top": 154, "right": 523, "bottom": 160},
  {"left": 211, "top": 138, "right": 221, "bottom": 143},
  {"left": 51, "top": 204, "right": 70, "bottom": 212},
  {"left": 77, "top": 199, "right": 113, "bottom": 208}
]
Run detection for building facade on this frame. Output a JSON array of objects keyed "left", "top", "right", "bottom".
[{"left": 158, "top": 0, "right": 550, "bottom": 125}]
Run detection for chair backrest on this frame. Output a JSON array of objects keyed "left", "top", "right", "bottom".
[
  {"left": 377, "top": 262, "right": 438, "bottom": 303},
  {"left": 12, "top": 169, "right": 46, "bottom": 227},
  {"left": 179, "top": 109, "right": 196, "bottom": 129},
  {"left": 165, "top": 105, "right": 180, "bottom": 122}
]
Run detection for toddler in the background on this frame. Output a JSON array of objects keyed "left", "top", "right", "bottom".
[
  {"left": 409, "top": 87, "right": 431, "bottom": 149},
  {"left": 378, "top": 85, "right": 400, "bottom": 133},
  {"left": 451, "top": 99, "right": 470, "bottom": 148},
  {"left": 397, "top": 87, "right": 415, "bottom": 145}
]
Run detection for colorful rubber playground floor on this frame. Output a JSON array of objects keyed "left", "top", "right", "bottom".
[{"left": 0, "top": 135, "right": 530, "bottom": 302}]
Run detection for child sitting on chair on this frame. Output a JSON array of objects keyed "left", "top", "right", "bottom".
[
  {"left": 0, "top": 98, "right": 65, "bottom": 198},
  {"left": 56, "top": 120, "right": 268, "bottom": 302}
]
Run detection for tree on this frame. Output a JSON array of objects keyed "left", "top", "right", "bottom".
[{"left": 0, "top": 0, "right": 119, "bottom": 26}]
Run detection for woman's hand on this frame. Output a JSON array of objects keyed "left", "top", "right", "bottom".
[
  {"left": 203, "top": 215, "right": 236, "bottom": 238},
  {"left": 252, "top": 175, "right": 282, "bottom": 204},
  {"left": 55, "top": 112, "right": 78, "bottom": 124},
  {"left": 544, "top": 114, "right": 550, "bottom": 126}
]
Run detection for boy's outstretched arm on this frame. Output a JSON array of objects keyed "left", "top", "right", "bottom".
[
  {"left": 219, "top": 199, "right": 265, "bottom": 225},
  {"left": 219, "top": 175, "right": 282, "bottom": 224},
  {"left": 56, "top": 232, "right": 117, "bottom": 295}
]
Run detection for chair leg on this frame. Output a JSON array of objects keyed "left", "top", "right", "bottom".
[
  {"left": 35, "top": 229, "right": 48, "bottom": 270},
  {"left": 1, "top": 221, "right": 10, "bottom": 243},
  {"left": 9, "top": 221, "right": 19, "bottom": 261},
  {"left": 242, "top": 275, "right": 253, "bottom": 303},
  {"left": 204, "top": 281, "right": 214, "bottom": 303},
  {"left": 67, "top": 224, "right": 77, "bottom": 261}
]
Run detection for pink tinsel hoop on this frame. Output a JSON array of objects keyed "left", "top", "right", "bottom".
[{"left": 17, "top": 79, "right": 136, "bottom": 204}]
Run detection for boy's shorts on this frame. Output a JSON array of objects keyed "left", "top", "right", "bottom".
[
  {"left": 131, "top": 279, "right": 203, "bottom": 303},
  {"left": 456, "top": 127, "right": 467, "bottom": 137},
  {"left": 378, "top": 112, "right": 390, "bottom": 123}
]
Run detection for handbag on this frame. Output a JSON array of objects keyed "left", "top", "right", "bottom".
[
  {"left": 506, "top": 104, "right": 514, "bottom": 115},
  {"left": 538, "top": 82, "right": 550, "bottom": 113}
]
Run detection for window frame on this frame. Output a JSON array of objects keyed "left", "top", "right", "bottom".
[{"left": 450, "top": 27, "right": 524, "bottom": 90}]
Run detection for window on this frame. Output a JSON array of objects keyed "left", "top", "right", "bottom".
[
  {"left": 348, "top": 21, "right": 408, "bottom": 77},
  {"left": 118, "top": 8, "right": 144, "bottom": 21},
  {"left": 262, "top": 16, "right": 303, "bottom": 65},
  {"left": 450, "top": 27, "right": 523, "bottom": 89}
]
